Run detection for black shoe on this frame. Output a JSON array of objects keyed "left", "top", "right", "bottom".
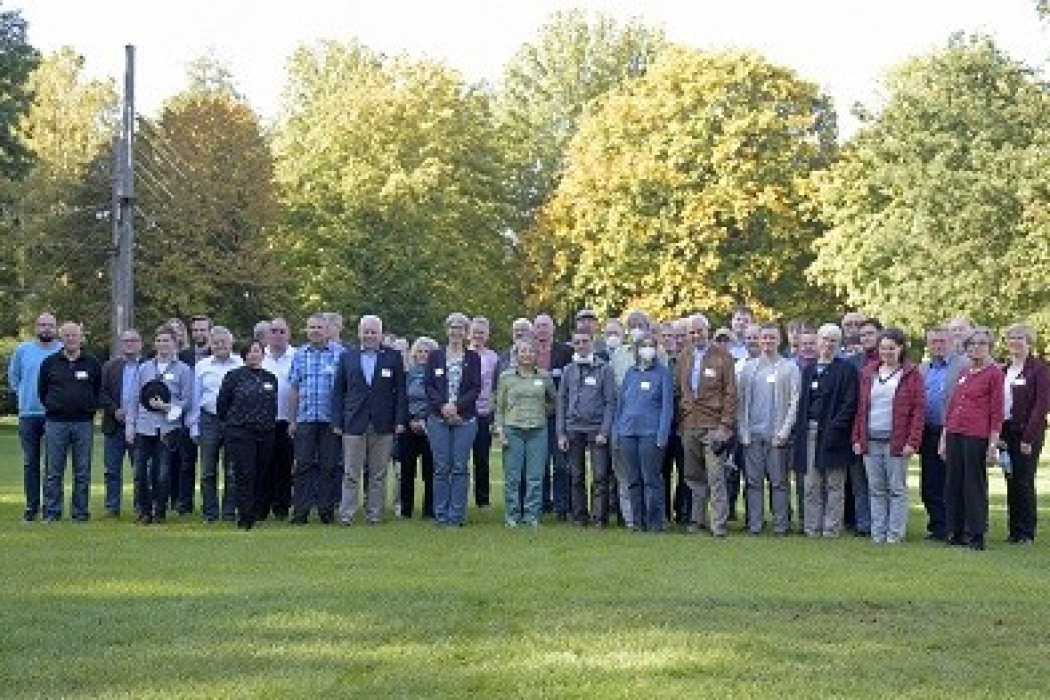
[
  {"left": 21, "top": 511, "right": 38, "bottom": 524},
  {"left": 968, "top": 538, "right": 985, "bottom": 551},
  {"left": 555, "top": 512, "right": 568, "bottom": 522},
  {"left": 925, "top": 533, "right": 947, "bottom": 542},
  {"left": 289, "top": 516, "right": 308, "bottom": 526},
  {"left": 946, "top": 535, "right": 968, "bottom": 547}
]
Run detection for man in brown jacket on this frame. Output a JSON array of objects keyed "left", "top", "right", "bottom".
[{"left": 678, "top": 313, "right": 738, "bottom": 536}]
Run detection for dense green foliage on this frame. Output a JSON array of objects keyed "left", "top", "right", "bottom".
[{"left": 810, "top": 35, "right": 1050, "bottom": 343}]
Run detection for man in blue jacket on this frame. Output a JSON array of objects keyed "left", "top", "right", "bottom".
[
  {"left": 8, "top": 312, "right": 62, "bottom": 522},
  {"left": 332, "top": 315, "right": 408, "bottom": 525}
]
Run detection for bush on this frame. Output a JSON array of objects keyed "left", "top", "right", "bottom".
[{"left": 0, "top": 337, "right": 20, "bottom": 416}]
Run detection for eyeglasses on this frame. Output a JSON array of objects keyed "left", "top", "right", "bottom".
[
  {"left": 271, "top": 328, "right": 288, "bottom": 334},
  {"left": 966, "top": 340, "right": 990, "bottom": 347}
]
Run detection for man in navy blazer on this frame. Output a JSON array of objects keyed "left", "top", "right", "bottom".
[{"left": 331, "top": 315, "right": 407, "bottom": 524}]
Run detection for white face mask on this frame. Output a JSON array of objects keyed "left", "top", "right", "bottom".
[
  {"left": 605, "top": 334, "right": 622, "bottom": 350},
  {"left": 573, "top": 353, "right": 592, "bottom": 364},
  {"left": 629, "top": 328, "right": 646, "bottom": 343},
  {"left": 638, "top": 346, "right": 657, "bottom": 362}
]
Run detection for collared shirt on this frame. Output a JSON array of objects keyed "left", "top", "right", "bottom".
[
  {"left": 923, "top": 356, "right": 949, "bottom": 426},
  {"left": 261, "top": 346, "right": 294, "bottom": 421},
  {"left": 360, "top": 347, "right": 378, "bottom": 386},
  {"left": 120, "top": 358, "right": 141, "bottom": 419},
  {"left": 729, "top": 340, "right": 749, "bottom": 362},
  {"left": 496, "top": 368, "right": 556, "bottom": 431},
  {"left": 189, "top": 354, "right": 243, "bottom": 433},
  {"left": 288, "top": 342, "right": 341, "bottom": 422},
  {"left": 691, "top": 344, "right": 710, "bottom": 393}
]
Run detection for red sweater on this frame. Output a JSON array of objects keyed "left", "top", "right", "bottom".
[
  {"left": 945, "top": 364, "right": 1005, "bottom": 439},
  {"left": 851, "top": 361, "right": 925, "bottom": 456}
]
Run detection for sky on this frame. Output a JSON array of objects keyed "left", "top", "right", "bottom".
[{"left": 14, "top": 0, "right": 1050, "bottom": 137}]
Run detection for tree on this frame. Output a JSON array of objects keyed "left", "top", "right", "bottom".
[
  {"left": 808, "top": 35, "right": 1050, "bottom": 342},
  {"left": 4, "top": 47, "right": 115, "bottom": 340},
  {"left": 496, "top": 10, "right": 665, "bottom": 229},
  {"left": 134, "top": 72, "right": 283, "bottom": 336},
  {"left": 0, "top": 3, "right": 40, "bottom": 334},
  {"left": 273, "top": 42, "right": 519, "bottom": 343},
  {"left": 531, "top": 45, "right": 838, "bottom": 323}
]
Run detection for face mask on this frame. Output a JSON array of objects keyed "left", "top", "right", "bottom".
[
  {"left": 629, "top": 328, "right": 646, "bottom": 343},
  {"left": 605, "top": 334, "right": 622, "bottom": 350},
  {"left": 573, "top": 353, "right": 592, "bottom": 364},
  {"left": 37, "top": 332, "right": 54, "bottom": 343},
  {"left": 638, "top": 346, "right": 657, "bottom": 362}
]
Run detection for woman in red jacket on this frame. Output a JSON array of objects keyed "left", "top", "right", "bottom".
[
  {"left": 851, "top": 328, "right": 925, "bottom": 544},
  {"left": 1001, "top": 323, "right": 1049, "bottom": 545},
  {"left": 939, "top": 327, "right": 1004, "bottom": 551}
]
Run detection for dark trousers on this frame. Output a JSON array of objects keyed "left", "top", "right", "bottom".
[
  {"left": 565, "top": 431, "right": 610, "bottom": 524},
  {"left": 200, "top": 411, "right": 234, "bottom": 521},
  {"left": 167, "top": 427, "right": 197, "bottom": 513},
  {"left": 292, "top": 421, "right": 339, "bottom": 522},
  {"left": 134, "top": 432, "right": 172, "bottom": 520},
  {"left": 226, "top": 425, "right": 274, "bottom": 527},
  {"left": 18, "top": 416, "right": 47, "bottom": 518},
  {"left": 621, "top": 435, "right": 665, "bottom": 531},
  {"left": 542, "top": 415, "right": 569, "bottom": 514},
  {"left": 258, "top": 420, "right": 293, "bottom": 519},
  {"left": 919, "top": 424, "right": 947, "bottom": 538},
  {"left": 945, "top": 432, "right": 989, "bottom": 544},
  {"left": 1004, "top": 421, "right": 1043, "bottom": 541},
  {"left": 661, "top": 431, "right": 690, "bottom": 523},
  {"left": 472, "top": 414, "right": 492, "bottom": 507},
  {"left": 399, "top": 429, "right": 434, "bottom": 518}
]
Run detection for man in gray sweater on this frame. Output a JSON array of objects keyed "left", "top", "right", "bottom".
[{"left": 556, "top": 331, "right": 617, "bottom": 526}]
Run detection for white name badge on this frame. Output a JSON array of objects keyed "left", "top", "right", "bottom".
[
  {"left": 381, "top": 368, "right": 392, "bottom": 378},
  {"left": 766, "top": 374, "right": 777, "bottom": 384},
  {"left": 534, "top": 379, "right": 544, "bottom": 387},
  {"left": 1014, "top": 377, "right": 1026, "bottom": 386},
  {"left": 811, "top": 381, "right": 819, "bottom": 390},
  {"left": 263, "top": 383, "right": 274, "bottom": 391},
  {"left": 640, "top": 381, "right": 652, "bottom": 391},
  {"left": 164, "top": 373, "right": 174, "bottom": 382},
  {"left": 584, "top": 376, "right": 597, "bottom": 386},
  {"left": 703, "top": 368, "right": 716, "bottom": 378},
  {"left": 323, "top": 365, "right": 335, "bottom": 374},
  {"left": 957, "top": 376, "right": 966, "bottom": 384},
  {"left": 552, "top": 368, "right": 562, "bottom": 377},
  {"left": 435, "top": 368, "right": 445, "bottom": 377},
  {"left": 75, "top": 370, "right": 88, "bottom": 380}
]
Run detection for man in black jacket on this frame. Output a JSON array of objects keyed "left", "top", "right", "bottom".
[
  {"left": 99, "top": 329, "right": 143, "bottom": 517},
  {"left": 331, "top": 314, "right": 407, "bottom": 525},
  {"left": 37, "top": 322, "right": 102, "bottom": 522}
]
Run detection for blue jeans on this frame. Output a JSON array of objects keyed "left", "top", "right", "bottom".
[
  {"left": 103, "top": 430, "right": 133, "bottom": 514},
  {"left": 864, "top": 440, "right": 908, "bottom": 543},
  {"left": 199, "top": 412, "right": 234, "bottom": 521},
  {"left": 43, "top": 420, "right": 94, "bottom": 521},
  {"left": 621, "top": 435, "right": 666, "bottom": 531},
  {"left": 504, "top": 426, "right": 548, "bottom": 524},
  {"left": 18, "top": 416, "right": 47, "bottom": 518},
  {"left": 426, "top": 417, "right": 477, "bottom": 525},
  {"left": 134, "top": 432, "right": 172, "bottom": 519}
]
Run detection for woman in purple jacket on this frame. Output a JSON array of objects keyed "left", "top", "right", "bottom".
[{"left": 1001, "top": 323, "right": 1049, "bottom": 545}]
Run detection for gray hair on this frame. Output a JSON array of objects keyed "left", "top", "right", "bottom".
[
  {"left": 210, "top": 326, "right": 233, "bottom": 343},
  {"left": 817, "top": 323, "right": 842, "bottom": 344},
  {"left": 1004, "top": 323, "right": 1037, "bottom": 346},
  {"left": 253, "top": 320, "right": 271, "bottom": 341},
  {"left": 359, "top": 314, "right": 383, "bottom": 332},
  {"left": 408, "top": 336, "right": 439, "bottom": 368},
  {"left": 513, "top": 338, "right": 538, "bottom": 358},
  {"left": 445, "top": 312, "right": 470, "bottom": 329},
  {"left": 625, "top": 309, "right": 650, "bottom": 330}
]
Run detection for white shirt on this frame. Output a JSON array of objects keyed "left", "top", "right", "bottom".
[
  {"left": 188, "top": 354, "right": 243, "bottom": 436},
  {"left": 1004, "top": 364, "right": 1024, "bottom": 420},
  {"left": 262, "top": 346, "right": 294, "bottom": 421}
]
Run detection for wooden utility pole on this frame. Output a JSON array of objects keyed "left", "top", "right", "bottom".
[{"left": 110, "top": 45, "right": 135, "bottom": 356}]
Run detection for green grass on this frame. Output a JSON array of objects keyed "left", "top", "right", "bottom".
[{"left": 1, "top": 424, "right": 1048, "bottom": 698}]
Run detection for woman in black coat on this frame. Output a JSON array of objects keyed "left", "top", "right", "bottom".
[{"left": 793, "top": 323, "right": 858, "bottom": 538}]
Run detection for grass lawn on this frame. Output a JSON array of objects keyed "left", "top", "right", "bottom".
[{"left": 0, "top": 424, "right": 1048, "bottom": 699}]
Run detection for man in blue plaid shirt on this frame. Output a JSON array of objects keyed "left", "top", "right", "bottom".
[{"left": 287, "top": 313, "right": 343, "bottom": 524}]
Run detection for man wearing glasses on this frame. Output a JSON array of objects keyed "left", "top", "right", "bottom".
[{"left": 99, "top": 329, "right": 143, "bottom": 518}]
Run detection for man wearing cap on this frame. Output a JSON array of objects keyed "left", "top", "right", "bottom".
[{"left": 125, "top": 325, "right": 193, "bottom": 524}]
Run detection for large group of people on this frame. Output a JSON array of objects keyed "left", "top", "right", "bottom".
[{"left": 7, "top": 305, "right": 1046, "bottom": 550}]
